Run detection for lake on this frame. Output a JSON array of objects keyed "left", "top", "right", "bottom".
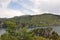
[
  {"left": 0, "top": 26, "right": 60, "bottom": 35},
  {"left": 52, "top": 27, "right": 60, "bottom": 35},
  {"left": 0, "top": 28, "right": 6, "bottom": 35}
]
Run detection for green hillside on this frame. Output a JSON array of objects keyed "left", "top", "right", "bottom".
[
  {"left": 1, "top": 13, "right": 60, "bottom": 40},
  {"left": 2, "top": 13, "right": 60, "bottom": 28}
]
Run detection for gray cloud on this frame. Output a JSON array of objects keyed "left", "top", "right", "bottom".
[
  {"left": 29, "top": 0, "right": 60, "bottom": 14},
  {"left": 0, "top": 0, "right": 60, "bottom": 18},
  {"left": 39, "top": 0, "right": 60, "bottom": 13}
]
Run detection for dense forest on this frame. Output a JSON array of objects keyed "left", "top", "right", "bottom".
[{"left": 0, "top": 13, "right": 60, "bottom": 40}]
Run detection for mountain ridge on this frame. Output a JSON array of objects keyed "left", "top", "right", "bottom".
[{"left": 0, "top": 13, "right": 60, "bottom": 27}]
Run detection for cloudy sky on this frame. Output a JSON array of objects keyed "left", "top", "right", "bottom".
[{"left": 0, "top": 0, "right": 60, "bottom": 18}]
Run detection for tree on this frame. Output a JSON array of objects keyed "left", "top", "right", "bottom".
[
  {"left": 1, "top": 21, "right": 19, "bottom": 40},
  {"left": 1, "top": 33, "right": 18, "bottom": 40},
  {"left": 17, "top": 27, "right": 33, "bottom": 40},
  {"left": 49, "top": 31, "right": 59, "bottom": 40},
  {"left": 6, "top": 21, "right": 17, "bottom": 36},
  {"left": 33, "top": 36, "right": 50, "bottom": 40}
]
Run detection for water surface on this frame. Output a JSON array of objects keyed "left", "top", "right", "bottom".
[{"left": 0, "top": 26, "right": 60, "bottom": 35}]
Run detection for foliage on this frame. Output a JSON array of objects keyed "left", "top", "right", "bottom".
[
  {"left": 49, "top": 31, "right": 59, "bottom": 40},
  {"left": 17, "top": 27, "right": 33, "bottom": 40},
  {"left": 6, "top": 21, "right": 17, "bottom": 34},
  {"left": 1, "top": 13, "right": 60, "bottom": 28},
  {"left": 1, "top": 33, "right": 18, "bottom": 40},
  {"left": 0, "top": 13, "right": 60, "bottom": 40},
  {"left": 33, "top": 36, "right": 50, "bottom": 40}
]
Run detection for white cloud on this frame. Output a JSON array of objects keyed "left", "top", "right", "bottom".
[
  {"left": 0, "top": 0, "right": 60, "bottom": 18},
  {"left": 30, "top": 0, "right": 60, "bottom": 6},
  {"left": 0, "top": 0, "right": 11, "bottom": 8},
  {"left": 29, "top": 0, "right": 60, "bottom": 14},
  {"left": 14, "top": 0, "right": 60, "bottom": 15},
  {"left": 30, "top": 8, "right": 42, "bottom": 15},
  {"left": 0, "top": 8, "right": 26, "bottom": 18},
  {"left": 16, "top": 0, "right": 42, "bottom": 15},
  {"left": 0, "top": 0, "right": 27, "bottom": 18}
]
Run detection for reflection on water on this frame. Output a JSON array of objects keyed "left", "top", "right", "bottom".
[
  {"left": 0, "top": 28, "right": 6, "bottom": 35},
  {"left": 29, "top": 26, "right": 60, "bottom": 35},
  {"left": 0, "top": 26, "right": 60, "bottom": 35},
  {"left": 52, "top": 27, "right": 60, "bottom": 35}
]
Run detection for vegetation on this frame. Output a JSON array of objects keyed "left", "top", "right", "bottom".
[
  {"left": 1, "top": 13, "right": 60, "bottom": 28},
  {"left": 0, "top": 21, "right": 60, "bottom": 40},
  {"left": 0, "top": 13, "right": 60, "bottom": 40}
]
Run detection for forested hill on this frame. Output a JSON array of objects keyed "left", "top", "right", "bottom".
[{"left": 1, "top": 13, "right": 60, "bottom": 27}]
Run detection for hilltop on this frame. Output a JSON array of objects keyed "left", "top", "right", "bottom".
[{"left": 0, "top": 13, "right": 60, "bottom": 27}]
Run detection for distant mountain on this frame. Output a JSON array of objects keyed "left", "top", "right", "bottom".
[{"left": 1, "top": 13, "right": 60, "bottom": 27}]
